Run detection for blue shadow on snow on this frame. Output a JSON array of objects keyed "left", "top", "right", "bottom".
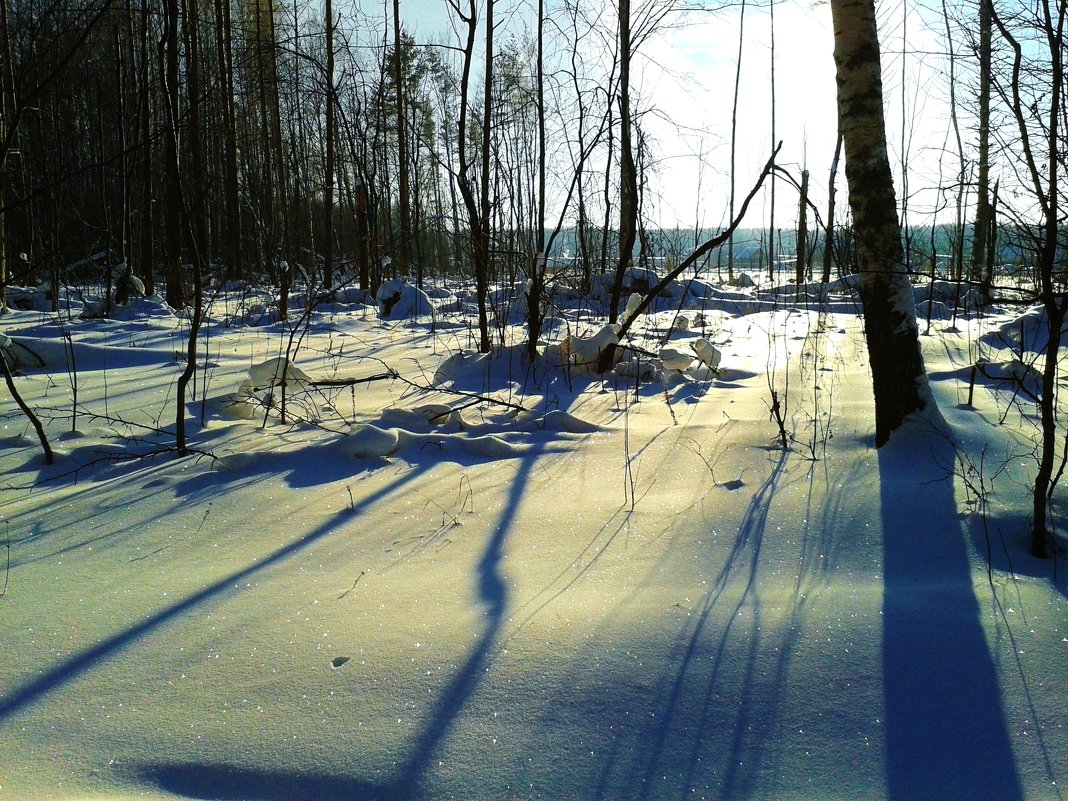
[
  {"left": 138, "top": 443, "right": 542, "bottom": 800},
  {"left": 879, "top": 426, "right": 1022, "bottom": 800}
]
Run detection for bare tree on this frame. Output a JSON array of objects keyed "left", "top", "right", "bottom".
[
  {"left": 727, "top": 0, "right": 747, "bottom": 283},
  {"left": 161, "top": 0, "right": 184, "bottom": 310},
  {"left": 989, "top": 0, "right": 1065, "bottom": 558},
  {"left": 821, "top": 128, "right": 842, "bottom": 283},
  {"left": 393, "top": 0, "right": 414, "bottom": 283},
  {"left": 608, "top": 0, "right": 637, "bottom": 324},
  {"left": 214, "top": 0, "right": 241, "bottom": 282},
  {"left": 323, "top": 0, "right": 336, "bottom": 291},
  {"left": 830, "top": 0, "right": 930, "bottom": 447},
  {"left": 448, "top": 0, "right": 493, "bottom": 353},
  {"left": 970, "top": 0, "right": 994, "bottom": 300}
]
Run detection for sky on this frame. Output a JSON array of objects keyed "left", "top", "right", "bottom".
[{"left": 355, "top": 0, "right": 956, "bottom": 232}]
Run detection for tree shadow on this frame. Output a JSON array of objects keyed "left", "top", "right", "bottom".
[
  {"left": 382, "top": 445, "right": 539, "bottom": 796},
  {"left": 0, "top": 463, "right": 428, "bottom": 722},
  {"left": 964, "top": 508, "right": 1068, "bottom": 600},
  {"left": 879, "top": 425, "right": 1023, "bottom": 800},
  {"left": 134, "top": 443, "right": 542, "bottom": 801},
  {"left": 601, "top": 449, "right": 792, "bottom": 801},
  {"left": 2, "top": 432, "right": 534, "bottom": 799},
  {"left": 138, "top": 763, "right": 403, "bottom": 801}
]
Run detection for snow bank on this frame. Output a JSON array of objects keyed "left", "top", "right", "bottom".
[
  {"left": 979, "top": 305, "right": 1059, "bottom": 355},
  {"left": 559, "top": 324, "right": 620, "bottom": 373},
  {"left": 376, "top": 278, "right": 435, "bottom": 320}
]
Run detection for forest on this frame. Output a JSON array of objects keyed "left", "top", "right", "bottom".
[{"left": 1, "top": 0, "right": 1067, "bottom": 799}]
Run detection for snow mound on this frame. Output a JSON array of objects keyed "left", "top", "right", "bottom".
[
  {"left": 979, "top": 306, "right": 1061, "bottom": 354},
  {"left": 693, "top": 338, "right": 722, "bottom": 370},
  {"left": 422, "top": 285, "right": 454, "bottom": 300},
  {"left": 246, "top": 357, "right": 311, "bottom": 388},
  {"left": 660, "top": 347, "right": 693, "bottom": 372},
  {"left": 380, "top": 404, "right": 469, "bottom": 431},
  {"left": 614, "top": 355, "right": 658, "bottom": 380},
  {"left": 461, "top": 434, "right": 522, "bottom": 458},
  {"left": 229, "top": 358, "right": 315, "bottom": 417},
  {"left": 350, "top": 424, "right": 406, "bottom": 458},
  {"left": 106, "top": 294, "right": 176, "bottom": 321},
  {"left": 560, "top": 324, "right": 620, "bottom": 373},
  {"left": 348, "top": 422, "right": 535, "bottom": 461},
  {"left": 970, "top": 358, "right": 1043, "bottom": 399},
  {"left": 0, "top": 336, "right": 45, "bottom": 371},
  {"left": 539, "top": 409, "right": 600, "bottom": 433},
  {"left": 376, "top": 278, "right": 434, "bottom": 320},
  {"left": 621, "top": 265, "right": 659, "bottom": 294},
  {"left": 330, "top": 286, "right": 373, "bottom": 305}
]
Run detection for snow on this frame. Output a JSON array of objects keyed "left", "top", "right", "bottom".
[
  {"left": 658, "top": 346, "right": 693, "bottom": 372},
  {"left": 0, "top": 275, "right": 1066, "bottom": 801},
  {"left": 376, "top": 278, "right": 435, "bottom": 321},
  {"left": 559, "top": 324, "right": 620, "bottom": 373},
  {"left": 693, "top": 337, "right": 723, "bottom": 371}
]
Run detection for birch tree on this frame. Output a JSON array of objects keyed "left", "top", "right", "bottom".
[{"left": 830, "top": 0, "right": 930, "bottom": 446}]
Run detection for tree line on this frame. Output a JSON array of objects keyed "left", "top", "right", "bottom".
[{"left": 0, "top": 1, "right": 696, "bottom": 321}]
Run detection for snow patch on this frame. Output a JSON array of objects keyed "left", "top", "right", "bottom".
[{"left": 376, "top": 278, "right": 435, "bottom": 320}]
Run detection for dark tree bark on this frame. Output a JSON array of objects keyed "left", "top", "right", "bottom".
[
  {"left": 214, "top": 0, "right": 241, "bottom": 281},
  {"left": 184, "top": 0, "right": 208, "bottom": 281},
  {"left": 1, "top": 348, "right": 53, "bottom": 464},
  {"left": 138, "top": 0, "right": 154, "bottom": 296},
  {"left": 161, "top": 0, "right": 185, "bottom": 310},
  {"left": 356, "top": 179, "right": 370, "bottom": 291},
  {"left": 449, "top": 0, "right": 492, "bottom": 353},
  {"left": 830, "top": 0, "right": 929, "bottom": 447},
  {"left": 795, "top": 167, "right": 809, "bottom": 290},
  {"left": 0, "top": 0, "right": 12, "bottom": 313},
  {"left": 971, "top": 0, "right": 993, "bottom": 300},
  {"left": 822, "top": 128, "right": 842, "bottom": 283},
  {"left": 393, "top": 0, "right": 413, "bottom": 282},
  {"left": 609, "top": 0, "right": 636, "bottom": 324},
  {"left": 323, "top": 0, "right": 336, "bottom": 291},
  {"left": 527, "top": 0, "right": 547, "bottom": 362}
]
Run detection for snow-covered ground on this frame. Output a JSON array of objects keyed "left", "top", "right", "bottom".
[{"left": 1, "top": 274, "right": 1065, "bottom": 801}]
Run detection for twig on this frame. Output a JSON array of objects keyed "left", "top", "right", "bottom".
[
  {"left": 662, "top": 388, "right": 678, "bottom": 426},
  {"left": 311, "top": 363, "right": 531, "bottom": 415},
  {"left": 0, "top": 537, "right": 10, "bottom": 598},
  {"left": 309, "top": 370, "right": 399, "bottom": 387},
  {"left": 13, "top": 446, "right": 216, "bottom": 489},
  {"left": 0, "top": 349, "right": 54, "bottom": 465},
  {"left": 457, "top": 474, "right": 473, "bottom": 514},
  {"left": 338, "top": 571, "right": 365, "bottom": 600}
]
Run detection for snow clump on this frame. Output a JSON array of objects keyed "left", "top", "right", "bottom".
[
  {"left": 376, "top": 278, "right": 435, "bottom": 320},
  {"left": 693, "top": 338, "right": 722, "bottom": 371},
  {"left": 659, "top": 347, "right": 693, "bottom": 372},
  {"left": 559, "top": 324, "right": 620, "bottom": 373}
]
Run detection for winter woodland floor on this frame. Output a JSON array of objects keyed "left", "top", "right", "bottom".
[{"left": 0, "top": 273, "right": 1066, "bottom": 801}]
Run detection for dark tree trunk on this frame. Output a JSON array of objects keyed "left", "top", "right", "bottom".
[
  {"left": 215, "top": 0, "right": 241, "bottom": 281},
  {"left": 393, "top": 0, "right": 413, "bottom": 281},
  {"left": 822, "top": 129, "right": 842, "bottom": 283},
  {"left": 161, "top": 0, "right": 185, "bottom": 310},
  {"left": 323, "top": 0, "right": 335, "bottom": 291},
  {"left": 830, "top": 0, "right": 929, "bottom": 447},
  {"left": 971, "top": 0, "right": 993, "bottom": 299},
  {"left": 609, "top": 0, "right": 635, "bottom": 324},
  {"left": 138, "top": 0, "right": 155, "bottom": 296}
]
